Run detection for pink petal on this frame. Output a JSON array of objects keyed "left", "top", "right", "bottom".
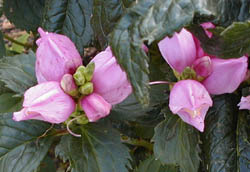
[
  {"left": 169, "top": 80, "right": 213, "bottom": 132},
  {"left": 202, "top": 56, "right": 248, "bottom": 95},
  {"left": 193, "top": 56, "right": 213, "bottom": 78},
  {"left": 158, "top": 28, "right": 196, "bottom": 73},
  {"left": 80, "top": 93, "right": 112, "bottom": 122},
  {"left": 238, "top": 96, "right": 250, "bottom": 110},
  {"left": 36, "top": 28, "right": 82, "bottom": 83},
  {"left": 14, "top": 82, "right": 75, "bottom": 124},
  {"left": 91, "top": 46, "right": 132, "bottom": 105}
]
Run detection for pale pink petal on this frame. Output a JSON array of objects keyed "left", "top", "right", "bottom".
[
  {"left": 169, "top": 80, "right": 213, "bottom": 132},
  {"left": 158, "top": 28, "right": 196, "bottom": 73},
  {"left": 202, "top": 56, "right": 248, "bottom": 95},
  {"left": 238, "top": 96, "right": 250, "bottom": 110},
  {"left": 80, "top": 93, "right": 112, "bottom": 122}
]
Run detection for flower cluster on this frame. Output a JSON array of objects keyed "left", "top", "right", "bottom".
[
  {"left": 13, "top": 28, "right": 132, "bottom": 125},
  {"left": 158, "top": 23, "right": 248, "bottom": 132}
]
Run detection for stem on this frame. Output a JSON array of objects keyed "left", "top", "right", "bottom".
[
  {"left": 67, "top": 117, "right": 82, "bottom": 137},
  {"left": 121, "top": 136, "right": 153, "bottom": 151},
  {"left": 149, "top": 81, "right": 174, "bottom": 85},
  {"left": 3, "top": 34, "right": 32, "bottom": 48}
]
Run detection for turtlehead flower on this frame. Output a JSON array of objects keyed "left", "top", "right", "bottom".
[
  {"left": 60, "top": 74, "right": 78, "bottom": 97},
  {"left": 202, "top": 56, "right": 248, "bottom": 95},
  {"left": 169, "top": 80, "right": 213, "bottom": 132},
  {"left": 192, "top": 56, "right": 213, "bottom": 78},
  {"left": 36, "top": 28, "right": 82, "bottom": 83},
  {"left": 13, "top": 82, "right": 75, "bottom": 124},
  {"left": 158, "top": 28, "right": 196, "bottom": 73},
  {"left": 80, "top": 93, "right": 112, "bottom": 122},
  {"left": 238, "top": 96, "right": 250, "bottom": 110},
  {"left": 91, "top": 46, "right": 132, "bottom": 105}
]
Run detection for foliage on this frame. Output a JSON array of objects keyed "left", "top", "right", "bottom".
[{"left": 0, "top": 0, "right": 250, "bottom": 171}]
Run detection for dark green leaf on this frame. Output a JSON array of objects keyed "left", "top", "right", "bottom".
[
  {"left": 0, "top": 93, "right": 22, "bottom": 113},
  {"left": 136, "top": 155, "right": 179, "bottom": 172},
  {"left": 0, "top": 50, "right": 36, "bottom": 95},
  {"left": 110, "top": 84, "right": 168, "bottom": 121},
  {"left": 92, "top": 0, "right": 124, "bottom": 49},
  {"left": 201, "top": 94, "right": 238, "bottom": 172},
  {"left": 42, "top": 0, "right": 93, "bottom": 55},
  {"left": 3, "top": 0, "right": 45, "bottom": 31},
  {"left": 0, "top": 113, "right": 53, "bottom": 172},
  {"left": 0, "top": 31, "right": 5, "bottom": 58},
  {"left": 121, "top": 0, "right": 134, "bottom": 8},
  {"left": 55, "top": 123, "right": 131, "bottom": 172},
  {"left": 152, "top": 115, "right": 200, "bottom": 172},
  {"left": 110, "top": 0, "right": 212, "bottom": 105},
  {"left": 237, "top": 111, "right": 250, "bottom": 172},
  {"left": 190, "top": 21, "right": 250, "bottom": 58},
  {"left": 35, "top": 156, "right": 56, "bottom": 172}
]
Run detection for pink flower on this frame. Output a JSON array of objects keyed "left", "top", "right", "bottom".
[
  {"left": 13, "top": 82, "right": 75, "bottom": 124},
  {"left": 238, "top": 96, "right": 250, "bottom": 110},
  {"left": 91, "top": 46, "right": 132, "bottom": 105},
  {"left": 158, "top": 28, "right": 196, "bottom": 73},
  {"left": 169, "top": 80, "right": 213, "bottom": 132},
  {"left": 192, "top": 56, "right": 213, "bottom": 78},
  {"left": 202, "top": 56, "right": 248, "bottom": 95},
  {"left": 36, "top": 28, "right": 82, "bottom": 83},
  {"left": 80, "top": 93, "right": 112, "bottom": 122}
]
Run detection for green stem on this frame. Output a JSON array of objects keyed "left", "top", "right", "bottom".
[
  {"left": 3, "top": 34, "right": 32, "bottom": 48},
  {"left": 121, "top": 136, "right": 153, "bottom": 151}
]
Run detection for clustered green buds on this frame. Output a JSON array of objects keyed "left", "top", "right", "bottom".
[
  {"left": 73, "top": 63, "right": 95, "bottom": 96},
  {"left": 174, "top": 67, "right": 200, "bottom": 81}
]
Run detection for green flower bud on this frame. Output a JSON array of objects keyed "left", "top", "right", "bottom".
[
  {"left": 79, "top": 82, "right": 93, "bottom": 95},
  {"left": 174, "top": 67, "right": 197, "bottom": 81},
  {"left": 76, "top": 115, "right": 89, "bottom": 124},
  {"left": 73, "top": 66, "right": 86, "bottom": 86},
  {"left": 84, "top": 63, "right": 95, "bottom": 81}
]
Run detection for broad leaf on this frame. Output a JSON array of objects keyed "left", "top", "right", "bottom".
[
  {"left": 201, "top": 94, "right": 238, "bottom": 172},
  {"left": 153, "top": 115, "right": 200, "bottom": 172},
  {"left": 0, "top": 93, "right": 22, "bottom": 113},
  {"left": 190, "top": 21, "right": 250, "bottom": 58},
  {"left": 0, "top": 31, "right": 5, "bottom": 58},
  {"left": 34, "top": 156, "right": 57, "bottom": 172},
  {"left": 110, "top": 0, "right": 212, "bottom": 105},
  {"left": 43, "top": 0, "right": 93, "bottom": 55},
  {"left": 237, "top": 111, "right": 250, "bottom": 172},
  {"left": 92, "top": 0, "right": 125, "bottom": 49},
  {"left": 55, "top": 123, "right": 131, "bottom": 172},
  {"left": 0, "top": 51, "right": 36, "bottom": 95},
  {"left": 135, "top": 155, "right": 179, "bottom": 172},
  {"left": 3, "top": 0, "right": 45, "bottom": 31},
  {"left": 0, "top": 113, "right": 53, "bottom": 172}
]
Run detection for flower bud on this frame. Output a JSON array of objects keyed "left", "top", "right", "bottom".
[
  {"left": 238, "top": 96, "right": 250, "bottom": 110},
  {"left": 60, "top": 74, "right": 79, "bottom": 97},
  {"left": 202, "top": 56, "right": 248, "bottom": 95},
  {"left": 13, "top": 82, "right": 75, "bottom": 124},
  {"left": 84, "top": 63, "right": 95, "bottom": 81},
  {"left": 169, "top": 80, "right": 213, "bottom": 132},
  {"left": 80, "top": 93, "right": 112, "bottom": 122},
  {"left": 73, "top": 66, "right": 86, "bottom": 86},
  {"left": 35, "top": 28, "right": 82, "bottom": 83},
  {"left": 91, "top": 47, "right": 132, "bottom": 105},
  {"left": 79, "top": 82, "right": 93, "bottom": 95},
  {"left": 192, "top": 56, "right": 212, "bottom": 79},
  {"left": 158, "top": 28, "right": 196, "bottom": 73}
]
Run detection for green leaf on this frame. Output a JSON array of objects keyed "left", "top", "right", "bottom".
[
  {"left": 0, "top": 113, "right": 53, "bottom": 172},
  {"left": 190, "top": 21, "right": 250, "bottom": 58},
  {"left": 55, "top": 123, "right": 131, "bottom": 172},
  {"left": 121, "top": 0, "right": 134, "bottom": 8},
  {"left": 110, "top": 84, "right": 168, "bottom": 121},
  {"left": 0, "top": 93, "right": 22, "bottom": 113},
  {"left": 201, "top": 94, "right": 238, "bottom": 172},
  {"left": 35, "top": 156, "right": 57, "bottom": 172},
  {"left": 42, "top": 0, "right": 93, "bottom": 55},
  {"left": 0, "top": 50, "right": 36, "bottom": 95},
  {"left": 92, "top": 0, "right": 125, "bottom": 49},
  {"left": 237, "top": 111, "right": 250, "bottom": 172},
  {"left": 110, "top": 0, "right": 212, "bottom": 105},
  {"left": 0, "top": 31, "right": 5, "bottom": 58},
  {"left": 11, "top": 33, "right": 30, "bottom": 53},
  {"left": 136, "top": 155, "right": 179, "bottom": 172},
  {"left": 152, "top": 115, "right": 200, "bottom": 172},
  {"left": 3, "top": 0, "right": 45, "bottom": 31}
]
